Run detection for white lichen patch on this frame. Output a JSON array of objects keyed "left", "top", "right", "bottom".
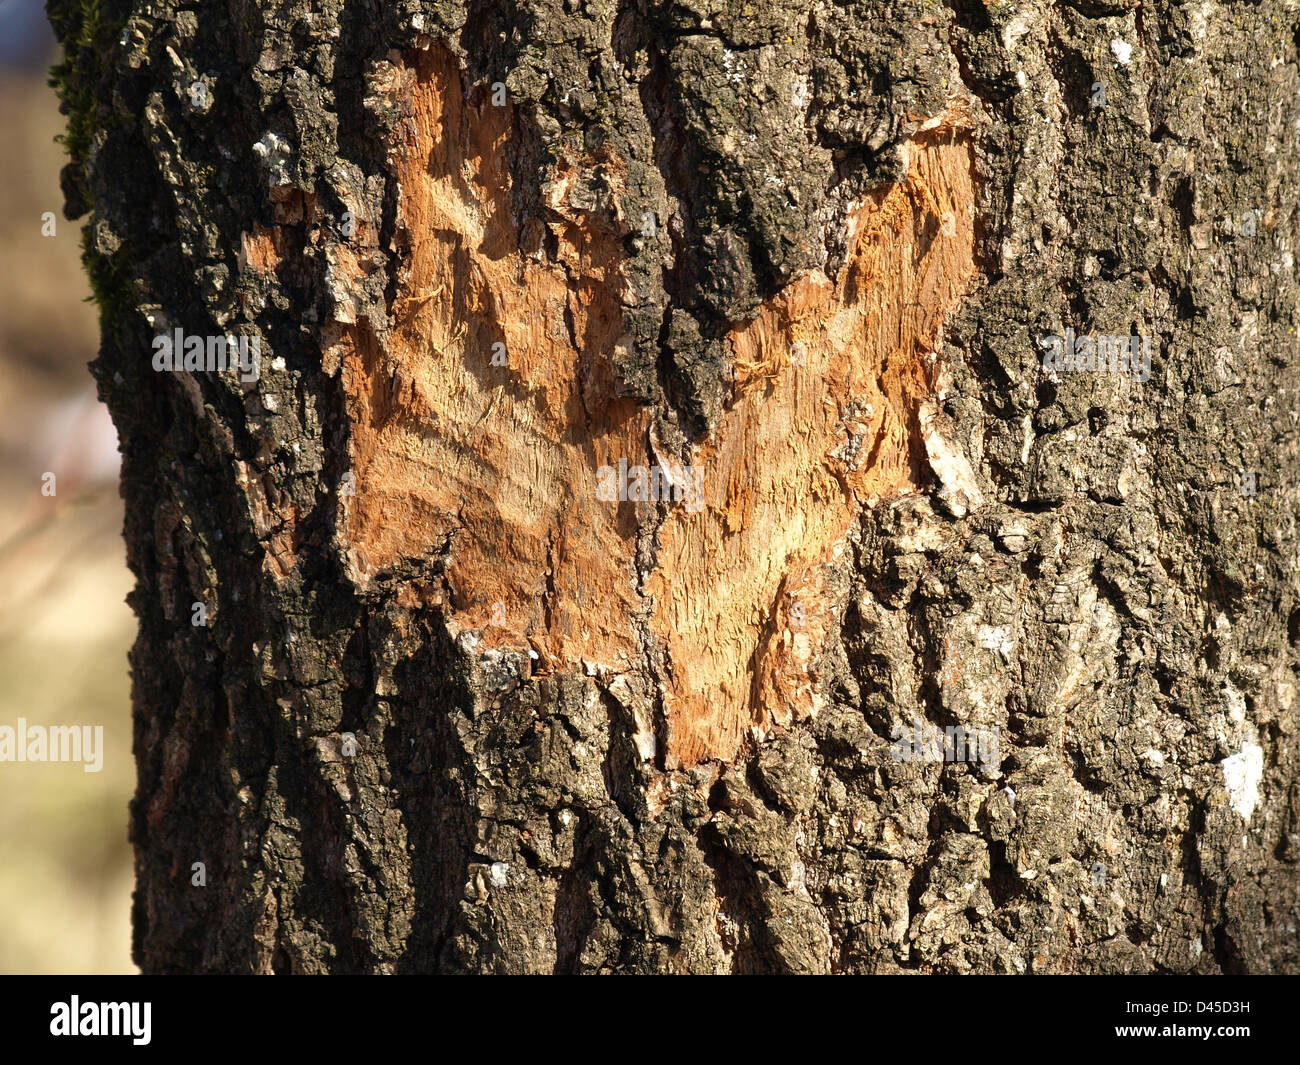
[
  {"left": 1002, "top": 15, "right": 1034, "bottom": 51},
  {"left": 791, "top": 73, "right": 810, "bottom": 111},
  {"left": 1222, "top": 740, "right": 1264, "bottom": 822},
  {"left": 252, "top": 131, "right": 293, "bottom": 185},
  {"left": 1223, "top": 682, "right": 1247, "bottom": 723},
  {"left": 919, "top": 401, "right": 984, "bottom": 517},
  {"left": 977, "top": 624, "right": 1015, "bottom": 661},
  {"left": 1190, "top": 2, "right": 1210, "bottom": 43},
  {"left": 1110, "top": 39, "right": 1133, "bottom": 66}
]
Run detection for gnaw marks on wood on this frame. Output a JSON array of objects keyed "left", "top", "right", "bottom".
[{"left": 331, "top": 43, "right": 977, "bottom": 767}]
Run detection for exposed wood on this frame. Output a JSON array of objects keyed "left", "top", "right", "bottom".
[{"left": 335, "top": 45, "right": 976, "bottom": 766}]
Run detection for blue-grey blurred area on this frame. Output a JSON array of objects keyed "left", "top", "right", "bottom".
[
  {"left": 0, "top": 0, "right": 135, "bottom": 974},
  {"left": 0, "top": 0, "right": 58, "bottom": 69}
]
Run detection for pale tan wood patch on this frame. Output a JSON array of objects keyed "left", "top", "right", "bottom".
[{"left": 329, "top": 45, "right": 976, "bottom": 766}]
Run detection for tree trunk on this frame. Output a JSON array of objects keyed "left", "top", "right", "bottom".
[{"left": 49, "top": 0, "right": 1300, "bottom": 973}]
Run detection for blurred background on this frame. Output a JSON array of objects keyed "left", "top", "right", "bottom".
[{"left": 0, "top": 0, "right": 135, "bottom": 973}]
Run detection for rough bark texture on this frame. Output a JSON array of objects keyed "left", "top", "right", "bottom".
[{"left": 50, "top": 0, "right": 1300, "bottom": 973}]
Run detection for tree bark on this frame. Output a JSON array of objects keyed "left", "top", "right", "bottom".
[{"left": 49, "top": 0, "right": 1300, "bottom": 973}]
